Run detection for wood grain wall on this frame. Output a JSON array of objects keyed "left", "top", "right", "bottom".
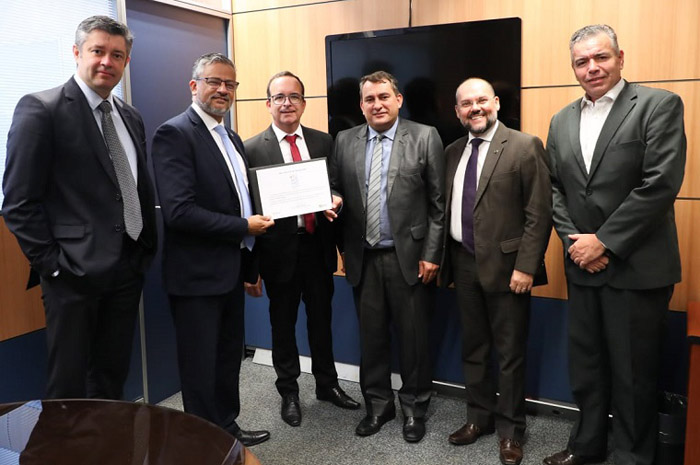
[{"left": 2, "top": 0, "right": 698, "bottom": 340}]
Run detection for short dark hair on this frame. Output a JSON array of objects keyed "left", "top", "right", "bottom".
[
  {"left": 75, "top": 16, "right": 134, "bottom": 55},
  {"left": 266, "top": 71, "right": 305, "bottom": 98},
  {"left": 359, "top": 71, "right": 400, "bottom": 98},
  {"left": 192, "top": 52, "right": 236, "bottom": 80}
]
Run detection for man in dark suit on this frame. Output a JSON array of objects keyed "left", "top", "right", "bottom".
[
  {"left": 151, "top": 52, "right": 272, "bottom": 447},
  {"left": 327, "top": 71, "right": 445, "bottom": 443},
  {"left": 439, "top": 78, "right": 552, "bottom": 465},
  {"left": 543, "top": 25, "right": 686, "bottom": 465},
  {"left": 2, "top": 16, "right": 157, "bottom": 400},
  {"left": 244, "top": 71, "right": 360, "bottom": 427}
]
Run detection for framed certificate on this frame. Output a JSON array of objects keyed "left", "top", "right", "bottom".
[{"left": 248, "top": 158, "right": 333, "bottom": 219}]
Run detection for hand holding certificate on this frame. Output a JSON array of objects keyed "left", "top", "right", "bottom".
[{"left": 248, "top": 158, "right": 333, "bottom": 220}]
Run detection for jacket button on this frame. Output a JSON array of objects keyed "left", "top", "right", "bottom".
[
  {"left": 115, "top": 224, "right": 123, "bottom": 232},
  {"left": 586, "top": 189, "right": 593, "bottom": 196},
  {"left": 115, "top": 193, "right": 122, "bottom": 201}
]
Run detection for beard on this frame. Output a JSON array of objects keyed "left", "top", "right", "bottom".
[
  {"left": 462, "top": 111, "right": 497, "bottom": 135},
  {"left": 195, "top": 94, "right": 230, "bottom": 117}
]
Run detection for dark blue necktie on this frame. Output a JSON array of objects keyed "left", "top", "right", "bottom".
[{"left": 461, "top": 138, "right": 483, "bottom": 254}]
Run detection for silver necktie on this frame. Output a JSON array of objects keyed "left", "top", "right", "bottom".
[
  {"left": 365, "top": 134, "right": 384, "bottom": 246},
  {"left": 99, "top": 100, "right": 142, "bottom": 241}
]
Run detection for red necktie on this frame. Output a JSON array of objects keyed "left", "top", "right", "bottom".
[{"left": 284, "top": 134, "right": 315, "bottom": 234}]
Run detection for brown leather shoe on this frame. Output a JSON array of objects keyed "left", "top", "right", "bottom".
[
  {"left": 499, "top": 438, "right": 523, "bottom": 465},
  {"left": 448, "top": 423, "right": 494, "bottom": 445},
  {"left": 542, "top": 449, "right": 593, "bottom": 465}
]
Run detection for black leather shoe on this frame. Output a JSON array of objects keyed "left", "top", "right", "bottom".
[
  {"left": 355, "top": 410, "right": 396, "bottom": 436},
  {"left": 281, "top": 393, "right": 301, "bottom": 426},
  {"left": 232, "top": 429, "right": 270, "bottom": 447},
  {"left": 499, "top": 438, "right": 523, "bottom": 465},
  {"left": 542, "top": 449, "right": 604, "bottom": 465},
  {"left": 316, "top": 386, "right": 361, "bottom": 410},
  {"left": 402, "top": 417, "right": 426, "bottom": 443}
]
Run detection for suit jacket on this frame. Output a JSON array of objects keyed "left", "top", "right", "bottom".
[
  {"left": 244, "top": 125, "right": 337, "bottom": 282},
  {"left": 2, "top": 77, "right": 157, "bottom": 285},
  {"left": 151, "top": 106, "right": 253, "bottom": 296},
  {"left": 329, "top": 118, "right": 445, "bottom": 287},
  {"left": 439, "top": 122, "right": 552, "bottom": 293},
  {"left": 548, "top": 81, "right": 686, "bottom": 289}
]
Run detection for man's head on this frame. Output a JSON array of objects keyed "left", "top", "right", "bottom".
[
  {"left": 569, "top": 24, "right": 624, "bottom": 102},
  {"left": 73, "top": 16, "right": 133, "bottom": 99},
  {"left": 454, "top": 78, "right": 500, "bottom": 135},
  {"left": 189, "top": 53, "right": 238, "bottom": 122},
  {"left": 266, "top": 71, "right": 306, "bottom": 133},
  {"left": 359, "top": 71, "right": 403, "bottom": 133}
]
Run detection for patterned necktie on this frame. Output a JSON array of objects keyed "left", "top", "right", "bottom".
[
  {"left": 365, "top": 134, "right": 384, "bottom": 247},
  {"left": 213, "top": 125, "right": 254, "bottom": 251},
  {"left": 284, "top": 134, "right": 315, "bottom": 234},
  {"left": 461, "top": 137, "right": 483, "bottom": 254},
  {"left": 98, "top": 100, "right": 142, "bottom": 241}
]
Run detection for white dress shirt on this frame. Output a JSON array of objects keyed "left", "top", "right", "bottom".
[
  {"left": 271, "top": 123, "right": 311, "bottom": 228},
  {"left": 579, "top": 78, "right": 625, "bottom": 173},
  {"left": 73, "top": 74, "right": 138, "bottom": 183},
  {"left": 449, "top": 120, "right": 500, "bottom": 243}
]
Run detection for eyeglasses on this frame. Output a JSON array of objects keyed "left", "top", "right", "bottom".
[
  {"left": 196, "top": 77, "right": 239, "bottom": 91},
  {"left": 458, "top": 96, "right": 492, "bottom": 109},
  {"left": 269, "top": 93, "right": 304, "bottom": 105}
]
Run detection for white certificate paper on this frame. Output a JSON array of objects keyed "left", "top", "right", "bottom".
[{"left": 251, "top": 158, "right": 333, "bottom": 220}]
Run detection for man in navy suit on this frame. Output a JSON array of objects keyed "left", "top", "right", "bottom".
[
  {"left": 3, "top": 16, "right": 157, "bottom": 400},
  {"left": 151, "top": 53, "right": 272, "bottom": 446},
  {"left": 544, "top": 25, "right": 686, "bottom": 465},
  {"left": 244, "top": 71, "right": 360, "bottom": 427}
]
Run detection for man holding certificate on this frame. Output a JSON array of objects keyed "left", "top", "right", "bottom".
[{"left": 244, "top": 71, "right": 360, "bottom": 428}]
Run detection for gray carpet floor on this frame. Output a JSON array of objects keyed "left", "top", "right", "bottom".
[{"left": 158, "top": 357, "right": 616, "bottom": 465}]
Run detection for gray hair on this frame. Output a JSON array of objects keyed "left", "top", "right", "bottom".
[
  {"left": 359, "top": 71, "right": 401, "bottom": 98},
  {"left": 266, "top": 71, "right": 305, "bottom": 98},
  {"left": 569, "top": 24, "right": 620, "bottom": 59},
  {"left": 192, "top": 52, "right": 236, "bottom": 80},
  {"left": 75, "top": 16, "right": 134, "bottom": 55}
]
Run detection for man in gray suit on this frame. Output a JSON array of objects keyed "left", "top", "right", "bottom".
[
  {"left": 439, "top": 78, "right": 551, "bottom": 465},
  {"left": 543, "top": 25, "right": 686, "bottom": 465},
  {"left": 244, "top": 71, "right": 360, "bottom": 428},
  {"left": 327, "top": 71, "right": 445, "bottom": 443}
]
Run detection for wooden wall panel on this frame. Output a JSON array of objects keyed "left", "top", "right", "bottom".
[
  {"left": 0, "top": 218, "right": 45, "bottom": 341},
  {"left": 236, "top": 97, "right": 329, "bottom": 140},
  {"left": 232, "top": 0, "right": 409, "bottom": 100},
  {"left": 412, "top": 0, "right": 700, "bottom": 87},
  {"left": 232, "top": 0, "right": 332, "bottom": 13}
]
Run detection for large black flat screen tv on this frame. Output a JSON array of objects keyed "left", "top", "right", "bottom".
[{"left": 325, "top": 18, "right": 521, "bottom": 147}]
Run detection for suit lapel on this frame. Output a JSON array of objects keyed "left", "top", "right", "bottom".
[
  {"left": 301, "top": 126, "right": 321, "bottom": 160},
  {"left": 475, "top": 123, "right": 507, "bottom": 207},
  {"left": 588, "top": 81, "right": 636, "bottom": 180},
  {"left": 387, "top": 119, "right": 405, "bottom": 197},
  {"left": 565, "top": 100, "right": 588, "bottom": 177},
  {"left": 263, "top": 125, "right": 285, "bottom": 165},
  {"left": 64, "top": 78, "right": 120, "bottom": 189},
  {"left": 187, "top": 107, "right": 237, "bottom": 193},
  {"left": 354, "top": 125, "right": 368, "bottom": 207},
  {"left": 113, "top": 97, "right": 147, "bottom": 183}
]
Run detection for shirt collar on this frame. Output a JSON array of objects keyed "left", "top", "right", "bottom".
[
  {"left": 73, "top": 74, "right": 115, "bottom": 111},
  {"left": 468, "top": 119, "right": 499, "bottom": 145},
  {"left": 271, "top": 123, "right": 303, "bottom": 143},
  {"left": 580, "top": 78, "right": 625, "bottom": 108},
  {"left": 367, "top": 117, "right": 399, "bottom": 142},
  {"left": 190, "top": 102, "right": 223, "bottom": 131}
]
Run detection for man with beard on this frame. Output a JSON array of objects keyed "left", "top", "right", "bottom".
[
  {"left": 151, "top": 52, "right": 272, "bottom": 447},
  {"left": 438, "top": 78, "right": 551, "bottom": 465}
]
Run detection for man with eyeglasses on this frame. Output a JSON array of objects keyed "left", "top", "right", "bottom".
[
  {"left": 438, "top": 78, "right": 551, "bottom": 465},
  {"left": 151, "top": 52, "right": 273, "bottom": 447},
  {"left": 244, "top": 71, "right": 360, "bottom": 428},
  {"left": 3, "top": 16, "right": 157, "bottom": 400}
]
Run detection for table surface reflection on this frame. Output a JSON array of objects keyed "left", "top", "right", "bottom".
[{"left": 0, "top": 399, "right": 254, "bottom": 465}]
